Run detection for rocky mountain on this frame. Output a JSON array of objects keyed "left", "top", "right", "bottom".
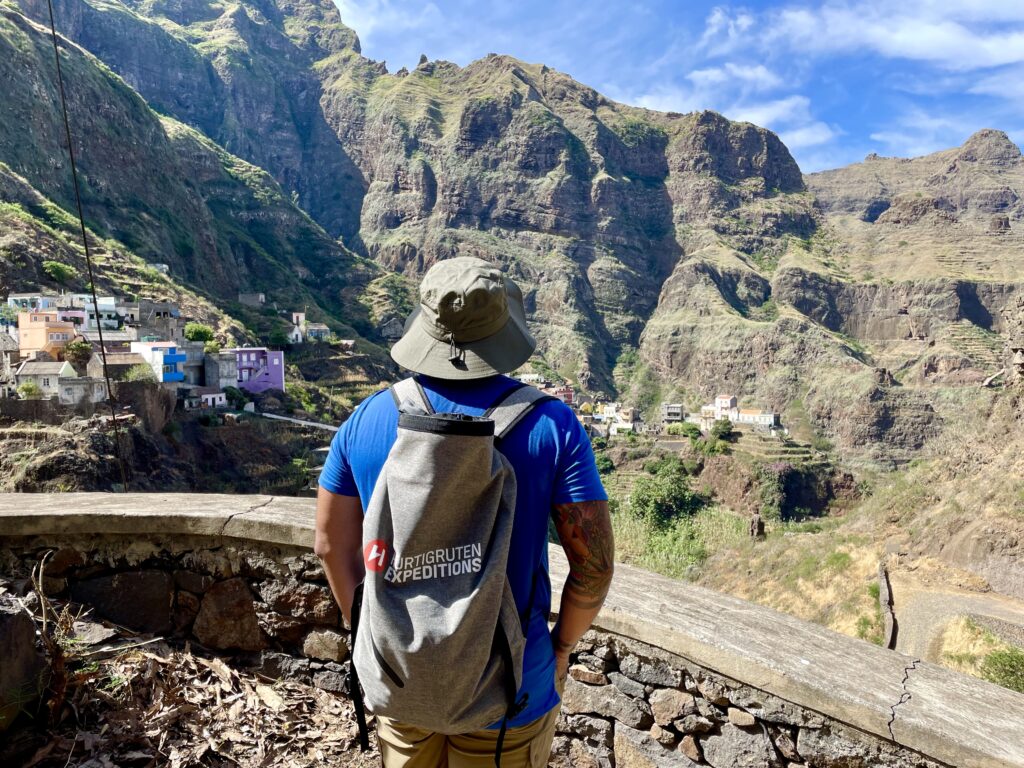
[
  {"left": 5, "top": 0, "right": 1024, "bottom": 466},
  {"left": 1, "top": 1, "right": 377, "bottom": 340}
]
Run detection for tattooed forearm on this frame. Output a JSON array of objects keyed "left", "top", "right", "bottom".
[{"left": 552, "top": 499, "right": 614, "bottom": 609}]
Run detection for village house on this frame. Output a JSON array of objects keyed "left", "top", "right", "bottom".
[
  {"left": 14, "top": 360, "right": 75, "bottom": 398},
  {"left": 540, "top": 384, "right": 575, "bottom": 406},
  {"left": 58, "top": 376, "right": 108, "bottom": 406},
  {"left": 87, "top": 352, "right": 149, "bottom": 381},
  {"left": 180, "top": 340, "right": 206, "bottom": 386},
  {"left": 78, "top": 328, "right": 138, "bottom": 353},
  {"left": 130, "top": 341, "right": 186, "bottom": 385},
  {"left": 184, "top": 387, "right": 227, "bottom": 410},
  {"left": 205, "top": 350, "right": 240, "bottom": 392},
  {"left": 238, "top": 292, "right": 266, "bottom": 307},
  {"left": 147, "top": 263, "right": 170, "bottom": 275},
  {"left": 17, "top": 311, "right": 77, "bottom": 361},
  {"left": 0, "top": 334, "right": 19, "bottom": 397},
  {"left": 516, "top": 373, "right": 547, "bottom": 385},
  {"left": 306, "top": 322, "right": 330, "bottom": 341},
  {"left": 660, "top": 403, "right": 684, "bottom": 423},
  {"left": 338, "top": 339, "right": 356, "bottom": 352},
  {"left": 231, "top": 347, "right": 284, "bottom": 394},
  {"left": 689, "top": 394, "right": 780, "bottom": 432},
  {"left": 6, "top": 293, "right": 59, "bottom": 311},
  {"left": 287, "top": 311, "right": 306, "bottom": 345}
]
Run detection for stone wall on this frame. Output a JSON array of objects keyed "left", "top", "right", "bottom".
[
  {"left": 0, "top": 534, "right": 354, "bottom": 696},
  {"left": 553, "top": 632, "right": 942, "bottom": 768},
  {"left": 1, "top": 493, "right": 1023, "bottom": 768}
]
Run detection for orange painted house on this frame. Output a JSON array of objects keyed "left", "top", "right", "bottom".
[{"left": 17, "top": 311, "right": 77, "bottom": 361}]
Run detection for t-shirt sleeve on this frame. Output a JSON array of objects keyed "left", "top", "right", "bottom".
[
  {"left": 317, "top": 401, "right": 362, "bottom": 496},
  {"left": 552, "top": 406, "right": 608, "bottom": 505}
]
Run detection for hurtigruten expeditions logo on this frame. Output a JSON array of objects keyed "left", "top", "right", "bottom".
[{"left": 363, "top": 540, "right": 483, "bottom": 584}]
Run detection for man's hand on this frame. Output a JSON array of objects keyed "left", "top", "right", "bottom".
[
  {"left": 314, "top": 489, "right": 364, "bottom": 624},
  {"left": 550, "top": 499, "right": 614, "bottom": 673}
]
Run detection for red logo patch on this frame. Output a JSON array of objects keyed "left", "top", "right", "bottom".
[{"left": 364, "top": 540, "right": 390, "bottom": 572}]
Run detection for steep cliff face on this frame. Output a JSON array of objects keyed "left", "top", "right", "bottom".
[
  {"left": 18, "top": 0, "right": 366, "bottom": 239},
  {"left": 0, "top": 3, "right": 375, "bottom": 335}
]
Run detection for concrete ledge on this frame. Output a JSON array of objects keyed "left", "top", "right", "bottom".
[{"left": 2, "top": 493, "right": 1022, "bottom": 767}]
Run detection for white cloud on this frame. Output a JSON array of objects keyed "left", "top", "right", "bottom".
[
  {"left": 868, "top": 108, "right": 975, "bottom": 157},
  {"left": 334, "top": 0, "right": 444, "bottom": 45},
  {"left": 779, "top": 122, "right": 838, "bottom": 149},
  {"left": 701, "top": 3, "right": 1024, "bottom": 71},
  {"left": 969, "top": 66, "right": 1024, "bottom": 100},
  {"left": 727, "top": 95, "right": 811, "bottom": 128},
  {"left": 687, "top": 63, "right": 782, "bottom": 91}
]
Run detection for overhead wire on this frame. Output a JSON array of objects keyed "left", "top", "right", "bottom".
[{"left": 44, "top": 0, "right": 130, "bottom": 490}]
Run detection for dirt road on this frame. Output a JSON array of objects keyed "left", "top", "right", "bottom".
[{"left": 890, "top": 572, "right": 1024, "bottom": 661}]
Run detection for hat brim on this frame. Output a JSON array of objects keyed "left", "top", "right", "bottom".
[{"left": 390, "top": 301, "right": 537, "bottom": 380}]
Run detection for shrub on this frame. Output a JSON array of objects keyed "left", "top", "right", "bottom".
[
  {"left": 644, "top": 454, "right": 686, "bottom": 476},
  {"left": 203, "top": 340, "right": 222, "bottom": 354},
  {"left": 594, "top": 452, "right": 615, "bottom": 475},
  {"left": 184, "top": 322, "right": 215, "bottom": 342},
  {"left": 17, "top": 381, "right": 42, "bottom": 399},
  {"left": 42, "top": 259, "right": 78, "bottom": 284},
  {"left": 675, "top": 422, "right": 703, "bottom": 440},
  {"left": 710, "top": 418, "right": 735, "bottom": 442},
  {"left": 224, "top": 385, "right": 248, "bottom": 410},
  {"left": 124, "top": 364, "right": 156, "bottom": 383},
  {"left": 629, "top": 460, "right": 707, "bottom": 528}
]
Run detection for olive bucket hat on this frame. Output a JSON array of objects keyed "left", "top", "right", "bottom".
[{"left": 390, "top": 257, "right": 536, "bottom": 380}]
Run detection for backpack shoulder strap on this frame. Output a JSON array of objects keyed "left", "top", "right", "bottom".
[
  {"left": 486, "top": 384, "right": 555, "bottom": 440},
  {"left": 389, "top": 376, "right": 434, "bottom": 414}
]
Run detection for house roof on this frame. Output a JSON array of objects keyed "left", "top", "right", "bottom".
[
  {"left": 306, "top": 323, "right": 330, "bottom": 331},
  {"left": 715, "top": 393, "right": 734, "bottom": 400},
  {"left": 17, "top": 361, "right": 70, "bottom": 375},
  {"left": 98, "top": 353, "right": 148, "bottom": 367},
  {"left": 0, "top": 335, "right": 18, "bottom": 352},
  {"left": 81, "top": 330, "right": 137, "bottom": 342},
  {"left": 193, "top": 387, "right": 224, "bottom": 396}
]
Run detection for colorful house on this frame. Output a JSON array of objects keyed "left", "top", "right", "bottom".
[
  {"left": 130, "top": 341, "right": 186, "bottom": 384},
  {"left": 17, "top": 311, "right": 77, "bottom": 360},
  {"left": 231, "top": 347, "right": 284, "bottom": 394}
]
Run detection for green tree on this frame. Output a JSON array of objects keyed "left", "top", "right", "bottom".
[
  {"left": 224, "top": 385, "right": 248, "bottom": 410},
  {"left": 710, "top": 418, "right": 735, "bottom": 441},
  {"left": 63, "top": 340, "right": 93, "bottom": 367},
  {"left": 17, "top": 381, "right": 42, "bottom": 399},
  {"left": 667, "top": 421, "right": 702, "bottom": 439},
  {"left": 183, "top": 322, "right": 215, "bottom": 342},
  {"left": 630, "top": 460, "right": 707, "bottom": 528},
  {"left": 124, "top": 364, "right": 156, "bottom": 383},
  {"left": 203, "top": 340, "right": 222, "bottom": 355},
  {"left": 42, "top": 260, "right": 79, "bottom": 285},
  {"left": 594, "top": 452, "right": 615, "bottom": 475}
]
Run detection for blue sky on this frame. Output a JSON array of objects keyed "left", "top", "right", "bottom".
[{"left": 333, "top": 0, "right": 1024, "bottom": 172}]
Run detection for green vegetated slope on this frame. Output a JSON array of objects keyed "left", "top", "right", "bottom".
[{"left": 0, "top": 1, "right": 381, "bottom": 347}]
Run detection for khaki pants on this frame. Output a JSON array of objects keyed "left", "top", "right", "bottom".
[{"left": 374, "top": 677, "right": 564, "bottom": 768}]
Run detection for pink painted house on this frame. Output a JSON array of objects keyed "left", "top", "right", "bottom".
[{"left": 231, "top": 347, "right": 285, "bottom": 394}]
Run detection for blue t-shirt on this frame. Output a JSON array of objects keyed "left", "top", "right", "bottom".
[{"left": 319, "top": 374, "right": 607, "bottom": 729}]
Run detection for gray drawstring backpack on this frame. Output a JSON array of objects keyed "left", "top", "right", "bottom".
[{"left": 349, "top": 376, "right": 552, "bottom": 765}]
